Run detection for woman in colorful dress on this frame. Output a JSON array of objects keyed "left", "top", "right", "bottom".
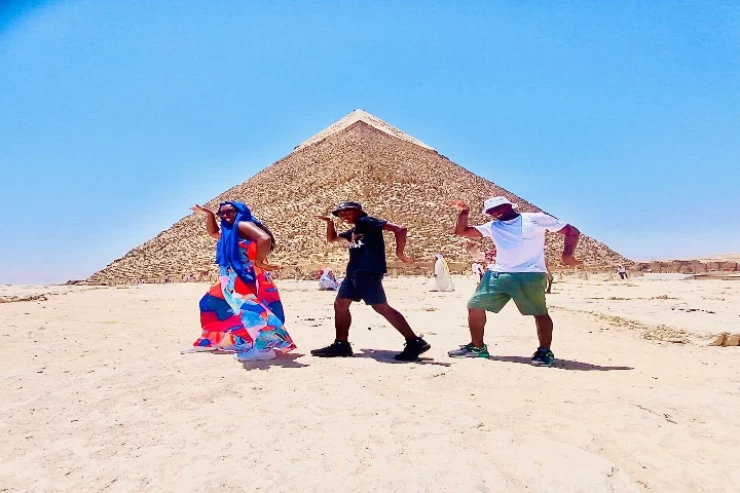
[{"left": 187, "top": 201, "right": 296, "bottom": 361}]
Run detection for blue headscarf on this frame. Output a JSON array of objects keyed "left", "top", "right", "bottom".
[{"left": 215, "top": 201, "right": 266, "bottom": 284}]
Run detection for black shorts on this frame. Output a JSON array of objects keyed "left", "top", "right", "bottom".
[{"left": 337, "top": 273, "right": 387, "bottom": 305}]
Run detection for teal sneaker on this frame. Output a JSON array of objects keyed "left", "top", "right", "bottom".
[
  {"left": 531, "top": 348, "right": 555, "bottom": 367},
  {"left": 448, "top": 343, "right": 490, "bottom": 358}
]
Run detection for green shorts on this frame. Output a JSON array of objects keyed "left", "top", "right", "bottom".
[{"left": 468, "top": 271, "right": 549, "bottom": 316}]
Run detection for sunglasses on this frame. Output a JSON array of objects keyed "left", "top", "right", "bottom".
[{"left": 218, "top": 209, "right": 237, "bottom": 217}]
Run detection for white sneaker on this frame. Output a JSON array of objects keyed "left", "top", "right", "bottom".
[
  {"left": 447, "top": 343, "right": 490, "bottom": 358},
  {"left": 236, "top": 349, "right": 276, "bottom": 362},
  {"left": 181, "top": 346, "right": 219, "bottom": 354}
]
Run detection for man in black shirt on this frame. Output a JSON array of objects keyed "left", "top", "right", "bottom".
[{"left": 311, "top": 201, "right": 431, "bottom": 361}]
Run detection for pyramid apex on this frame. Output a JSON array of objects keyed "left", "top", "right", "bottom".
[{"left": 292, "top": 110, "right": 435, "bottom": 153}]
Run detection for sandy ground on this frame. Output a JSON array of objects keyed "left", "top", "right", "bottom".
[
  {"left": 546, "top": 273, "right": 740, "bottom": 340},
  {"left": 1, "top": 275, "right": 739, "bottom": 493}
]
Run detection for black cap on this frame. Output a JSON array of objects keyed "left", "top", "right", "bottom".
[{"left": 331, "top": 201, "right": 368, "bottom": 217}]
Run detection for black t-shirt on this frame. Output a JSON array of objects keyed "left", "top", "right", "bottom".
[{"left": 338, "top": 216, "right": 388, "bottom": 275}]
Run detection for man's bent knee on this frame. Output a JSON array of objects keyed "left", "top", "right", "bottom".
[
  {"left": 371, "top": 303, "right": 392, "bottom": 314},
  {"left": 468, "top": 307, "right": 486, "bottom": 322},
  {"left": 334, "top": 298, "right": 352, "bottom": 310}
]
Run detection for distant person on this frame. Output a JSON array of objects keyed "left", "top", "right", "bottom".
[
  {"left": 432, "top": 254, "right": 455, "bottom": 292},
  {"left": 485, "top": 249, "right": 497, "bottom": 264},
  {"left": 312, "top": 202, "right": 430, "bottom": 361},
  {"left": 472, "top": 261, "right": 485, "bottom": 282},
  {"left": 617, "top": 265, "right": 628, "bottom": 280},
  {"left": 447, "top": 197, "right": 581, "bottom": 367},
  {"left": 187, "top": 202, "right": 296, "bottom": 361},
  {"left": 318, "top": 268, "right": 340, "bottom": 291},
  {"left": 545, "top": 258, "right": 554, "bottom": 294}
]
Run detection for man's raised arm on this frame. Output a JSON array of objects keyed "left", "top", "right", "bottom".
[
  {"left": 382, "top": 223, "right": 414, "bottom": 264},
  {"left": 558, "top": 224, "right": 581, "bottom": 266},
  {"left": 315, "top": 216, "right": 341, "bottom": 242},
  {"left": 448, "top": 200, "right": 483, "bottom": 238}
]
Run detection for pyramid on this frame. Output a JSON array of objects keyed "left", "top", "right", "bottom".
[{"left": 88, "top": 110, "right": 630, "bottom": 284}]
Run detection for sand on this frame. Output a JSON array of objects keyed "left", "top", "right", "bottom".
[{"left": 1, "top": 274, "right": 739, "bottom": 492}]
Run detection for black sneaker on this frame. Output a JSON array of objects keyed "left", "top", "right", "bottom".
[
  {"left": 311, "top": 340, "right": 353, "bottom": 357},
  {"left": 395, "top": 337, "right": 431, "bottom": 361},
  {"left": 531, "top": 348, "right": 555, "bottom": 367}
]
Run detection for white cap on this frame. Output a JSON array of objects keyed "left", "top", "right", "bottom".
[{"left": 483, "top": 196, "right": 518, "bottom": 214}]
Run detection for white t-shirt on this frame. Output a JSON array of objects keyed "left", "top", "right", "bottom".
[
  {"left": 474, "top": 213, "right": 566, "bottom": 273},
  {"left": 472, "top": 263, "right": 485, "bottom": 276}
]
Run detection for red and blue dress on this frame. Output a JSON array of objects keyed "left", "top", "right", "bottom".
[{"left": 192, "top": 238, "right": 295, "bottom": 359}]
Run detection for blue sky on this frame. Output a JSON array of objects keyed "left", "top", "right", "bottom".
[{"left": 1, "top": 1, "right": 738, "bottom": 284}]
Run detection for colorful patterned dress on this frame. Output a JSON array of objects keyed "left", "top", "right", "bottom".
[{"left": 192, "top": 238, "right": 296, "bottom": 360}]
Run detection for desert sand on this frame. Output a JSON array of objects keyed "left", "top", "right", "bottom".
[{"left": 1, "top": 274, "right": 739, "bottom": 492}]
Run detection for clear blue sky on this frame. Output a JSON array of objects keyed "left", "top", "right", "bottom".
[{"left": 1, "top": 1, "right": 738, "bottom": 284}]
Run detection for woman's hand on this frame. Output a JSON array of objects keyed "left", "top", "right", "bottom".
[
  {"left": 193, "top": 205, "right": 220, "bottom": 238},
  {"left": 191, "top": 204, "right": 214, "bottom": 216},
  {"left": 255, "top": 261, "right": 283, "bottom": 272}
]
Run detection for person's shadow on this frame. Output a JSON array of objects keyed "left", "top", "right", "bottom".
[
  {"left": 490, "top": 355, "right": 633, "bottom": 371},
  {"left": 355, "top": 348, "right": 453, "bottom": 367}
]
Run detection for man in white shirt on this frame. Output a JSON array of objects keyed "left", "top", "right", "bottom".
[{"left": 447, "top": 196, "right": 582, "bottom": 366}]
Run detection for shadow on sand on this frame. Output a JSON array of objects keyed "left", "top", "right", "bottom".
[
  {"left": 490, "top": 355, "right": 633, "bottom": 371},
  {"left": 356, "top": 348, "right": 452, "bottom": 367}
]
